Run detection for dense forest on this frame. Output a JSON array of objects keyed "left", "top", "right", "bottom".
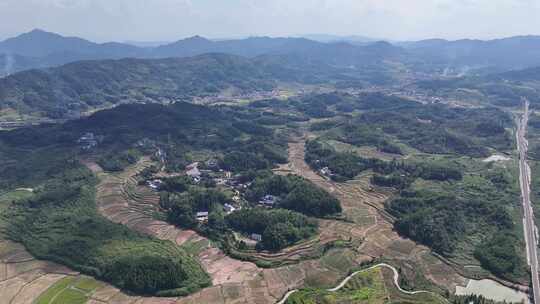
[
  {"left": 351, "top": 104, "right": 511, "bottom": 157},
  {"left": 0, "top": 101, "right": 289, "bottom": 188},
  {"left": 245, "top": 174, "right": 342, "bottom": 217},
  {"left": 3, "top": 163, "right": 210, "bottom": 296},
  {"left": 227, "top": 208, "right": 318, "bottom": 251},
  {"left": 0, "top": 52, "right": 395, "bottom": 119},
  {"left": 0, "top": 54, "right": 277, "bottom": 118}
]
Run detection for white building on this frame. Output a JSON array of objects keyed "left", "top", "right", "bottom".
[
  {"left": 250, "top": 233, "right": 262, "bottom": 242},
  {"left": 196, "top": 211, "right": 209, "bottom": 222}
]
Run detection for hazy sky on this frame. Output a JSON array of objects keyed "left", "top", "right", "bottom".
[{"left": 1, "top": 0, "right": 540, "bottom": 42}]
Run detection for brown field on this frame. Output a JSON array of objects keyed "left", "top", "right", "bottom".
[{"left": 0, "top": 239, "right": 83, "bottom": 304}]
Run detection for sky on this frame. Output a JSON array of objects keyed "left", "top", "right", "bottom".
[{"left": 1, "top": 0, "right": 540, "bottom": 42}]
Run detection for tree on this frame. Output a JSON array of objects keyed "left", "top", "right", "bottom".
[
  {"left": 168, "top": 200, "right": 196, "bottom": 228},
  {"left": 281, "top": 184, "right": 341, "bottom": 217},
  {"left": 262, "top": 222, "right": 299, "bottom": 251}
]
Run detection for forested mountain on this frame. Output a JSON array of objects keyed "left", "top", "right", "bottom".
[
  {"left": 492, "top": 66, "right": 540, "bottom": 82},
  {"left": 4, "top": 29, "right": 540, "bottom": 78},
  {"left": 0, "top": 29, "right": 143, "bottom": 74},
  {"left": 403, "top": 35, "right": 540, "bottom": 70},
  {"left": 0, "top": 52, "right": 388, "bottom": 118},
  {"left": 0, "top": 29, "right": 141, "bottom": 57},
  {"left": 153, "top": 36, "right": 405, "bottom": 67},
  {"left": 0, "top": 29, "right": 404, "bottom": 75}
]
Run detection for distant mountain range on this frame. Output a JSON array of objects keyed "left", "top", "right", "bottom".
[
  {"left": 0, "top": 29, "right": 403, "bottom": 76},
  {"left": 3, "top": 29, "right": 540, "bottom": 77},
  {"left": 3, "top": 30, "right": 540, "bottom": 120},
  {"left": 299, "top": 34, "right": 382, "bottom": 45},
  {"left": 399, "top": 36, "right": 540, "bottom": 70},
  {"left": 0, "top": 30, "right": 144, "bottom": 75}
]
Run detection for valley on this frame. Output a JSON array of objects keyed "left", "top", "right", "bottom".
[{"left": 1, "top": 25, "right": 540, "bottom": 304}]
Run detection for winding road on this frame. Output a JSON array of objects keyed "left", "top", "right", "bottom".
[
  {"left": 276, "top": 263, "right": 433, "bottom": 304},
  {"left": 517, "top": 98, "right": 540, "bottom": 304}
]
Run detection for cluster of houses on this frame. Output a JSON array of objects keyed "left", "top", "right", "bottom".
[
  {"left": 191, "top": 89, "right": 284, "bottom": 105},
  {"left": 139, "top": 157, "right": 283, "bottom": 245}
]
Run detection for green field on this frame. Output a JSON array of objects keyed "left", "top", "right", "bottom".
[
  {"left": 286, "top": 267, "right": 446, "bottom": 304},
  {"left": 35, "top": 276, "right": 99, "bottom": 304}
]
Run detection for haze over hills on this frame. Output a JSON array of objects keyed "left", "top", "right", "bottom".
[
  {"left": 0, "top": 29, "right": 405, "bottom": 75},
  {"left": 299, "top": 34, "right": 381, "bottom": 44},
  {"left": 3, "top": 29, "right": 540, "bottom": 122},
  {"left": 3, "top": 29, "right": 540, "bottom": 77},
  {"left": 400, "top": 35, "right": 540, "bottom": 70}
]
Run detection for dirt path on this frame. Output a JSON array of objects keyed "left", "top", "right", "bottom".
[{"left": 276, "top": 263, "right": 437, "bottom": 304}]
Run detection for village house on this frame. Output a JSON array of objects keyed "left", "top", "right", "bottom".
[
  {"left": 196, "top": 211, "right": 209, "bottom": 222},
  {"left": 77, "top": 132, "right": 98, "bottom": 150},
  {"left": 146, "top": 179, "right": 163, "bottom": 190},
  {"left": 250, "top": 233, "right": 262, "bottom": 242},
  {"left": 259, "top": 195, "right": 277, "bottom": 207}
]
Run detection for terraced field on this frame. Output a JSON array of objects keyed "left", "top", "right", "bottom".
[
  {"left": 1, "top": 138, "right": 487, "bottom": 303},
  {"left": 80, "top": 140, "right": 468, "bottom": 303},
  {"left": 85, "top": 158, "right": 364, "bottom": 303},
  {"left": 282, "top": 139, "right": 469, "bottom": 292}
]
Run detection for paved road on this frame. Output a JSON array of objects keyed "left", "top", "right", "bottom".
[{"left": 517, "top": 98, "right": 540, "bottom": 304}]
